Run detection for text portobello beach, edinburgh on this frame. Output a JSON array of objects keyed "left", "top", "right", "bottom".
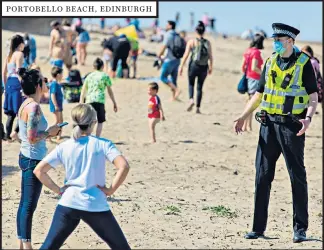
[{"left": 6, "top": 5, "right": 153, "bottom": 13}]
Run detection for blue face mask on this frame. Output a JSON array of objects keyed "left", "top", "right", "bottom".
[{"left": 273, "top": 40, "right": 288, "bottom": 55}]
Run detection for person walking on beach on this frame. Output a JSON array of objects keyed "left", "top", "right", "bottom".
[
  {"left": 190, "top": 12, "right": 195, "bottom": 30},
  {"left": 16, "top": 68, "right": 61, "bottom": 250},
  {"left": 157, "top": 20, "right": 183, "bottom": 101},
  {"left": 61, "top": 19, "right": 76, "bottom": 73},
  {"left": 34, "top": 104, "right": 131, "bottom": 250},
  {"left": 147, "top": 82, "right": 165, "bottom": 143},
  {"left": 50, "top": 40, "right": 64, "bottom": 69},
  {"left": 240, "top": 34, "right": 264, "bottom": 131},
  {"left": 175, "top": 12, "right": 180, "bottom": 26},
  {"left": 179, "top": 21, "right": 213, "bottom": 113},
  {"left": 49, "top": 66, "right": 64, "bottom": 143},
  {"left": 2, "top": 34, "right": 25, "bottom": 141},
  {"left": 80, "top": 58, "right": 118, "bottom": 137},
  {"left": 100, "top": 18, "right": 105, "bottom": 30},
  {"left": 49, "top": 21, "right": 65, "bottom": 61},
  {"left": 234, "top": 23, "right": 318, "bottom": 243},
  {"left": 73, "top": 25, "right": 91, "bottom": 66},
  {"left": 301, "top": 45, "right": 323, "bottom": 106}
]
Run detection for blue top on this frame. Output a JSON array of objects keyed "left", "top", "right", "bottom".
[
  {"left": 29, "top": 37, "right": 37, "bottom": 51},
  {"left": 19, "top": 104, "right": 48, "bottom": 160},
  {"left": 43, "top": 136, "right": 122, "bottom": 212},
  {"left": 49, "top": 81, "right": 64, "bottom": 112},
  {"left": 163, "top": 30, "right": 180, "bottom": 62}
]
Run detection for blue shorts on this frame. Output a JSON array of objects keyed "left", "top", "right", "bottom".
[
  {"left": 50, "top": 59, "right": 64, "bottom": 69},
  {"left": 78, "top": 31, "right": 90, "bottom": 44},
  {"left": 160, "top": 59, "right": 180, "bottom": 86}
]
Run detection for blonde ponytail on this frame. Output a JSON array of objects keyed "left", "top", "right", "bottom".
[
  {"left": 72, "top": 125, "right": 83, "bottom": 140},
  {"left": 71, "top": 104, "right": 97, "bottom": 140}
]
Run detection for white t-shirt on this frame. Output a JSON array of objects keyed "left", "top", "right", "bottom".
[{"left": 43, "top": 136, "right": 121, "bottom": 212}]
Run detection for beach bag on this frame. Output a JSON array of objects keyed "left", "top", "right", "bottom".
[
  {"left": 116, "top": 60, "right": 129, "bottom": 78},
  {"left": 237, "top": 54, "right": 250, "bottom": 94},
  {"left": 169, "top": 33, "right": 186, "bottom": 59},
  {"left": 237, "top": 75, "right": 248, "bottom": 94},
  {"left": 193, "top": 38, "right": 209, "bottom": 66}
]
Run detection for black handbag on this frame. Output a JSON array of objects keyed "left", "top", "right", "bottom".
[{"left": 237, "top": 55, "right": 250, "bottom": 94}]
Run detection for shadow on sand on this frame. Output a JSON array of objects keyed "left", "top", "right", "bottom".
[
  {"left": 2, "top": 165, "right": 19, "bottom": 178},
  {"left": 107, "top": 197, "right": 132, "bottom": 203}
]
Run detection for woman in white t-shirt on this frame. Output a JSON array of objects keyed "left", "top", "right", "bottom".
[{"left": 34, "top": 104, "right": 131, "bottom": 250}]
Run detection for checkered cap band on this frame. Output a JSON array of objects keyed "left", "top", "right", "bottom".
[{"left": 273, "top": 28, "right": 296, "bottom": 39}]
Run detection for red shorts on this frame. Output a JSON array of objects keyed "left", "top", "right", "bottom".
[{"left": 148, "top": 111, "right": 160, "bottom": 119}]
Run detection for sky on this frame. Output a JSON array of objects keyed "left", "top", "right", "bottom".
[{"left": 78, "top": 1, "right": 323, "bottom": 42}]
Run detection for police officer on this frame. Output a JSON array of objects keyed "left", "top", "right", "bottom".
[{"left": 234, "top": 23, "right": 318, "bottom": 243}]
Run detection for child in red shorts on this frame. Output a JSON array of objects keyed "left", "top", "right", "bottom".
[{"left": 148, "top": 82, "right": 165, "bottom": 143}]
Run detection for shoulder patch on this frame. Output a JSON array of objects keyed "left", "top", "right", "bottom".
[{"left": 298, "top": 52, "right": 309, "bottom": 64}]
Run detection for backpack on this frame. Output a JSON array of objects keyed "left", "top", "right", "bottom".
[
  {"left": 169, "top": 33, "right": 186, "bottom": 59},
  {"left": 69, "top": 69, "right": 83, "bottom": 86},
  {"left": 62, "top": 69, "right": 83, "bottom": 103},
  {"left": 192, "top": 38, "right": 209, "bottom": 66}
]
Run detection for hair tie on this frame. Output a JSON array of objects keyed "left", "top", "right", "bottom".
[{"left": 73, "top": 124, "right": 89, "bottom": 130}]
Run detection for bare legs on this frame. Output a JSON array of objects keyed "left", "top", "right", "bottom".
[
  {"left": 148, "top": 118, "right": 160, "bottom": 143},
  {"left": 95, "top": 123, "right": 103, "bottom": 137},
  {"left": 242, "top": 94, "right": 254, "bottom": 132},
  {"left": 76, "top": 43, "right": 88, "bottom": 66},
  {"left": 54, "top": 111, "right": 63, "bottom": 142}
]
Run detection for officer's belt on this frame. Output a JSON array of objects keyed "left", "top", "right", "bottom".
[{"left": 266, "top": 114, "right": 293, "bottom": 124}]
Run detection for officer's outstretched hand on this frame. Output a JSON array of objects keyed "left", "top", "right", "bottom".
[
  {"left": 296, "top": 119, "right": 311, "bottom": 136},
  {"left": 234, "top": 117, "right": 245, "bottom": 134}
]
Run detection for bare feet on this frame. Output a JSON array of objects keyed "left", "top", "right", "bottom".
[
  {"left": 10, "top": 131, "right": 19, "bottom": 141},
  {"left": 174, "top": 89, "right": 181, "bottom": 99}
]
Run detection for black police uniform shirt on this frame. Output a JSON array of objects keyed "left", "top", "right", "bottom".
[
  {"left": 256, "top": 50, "right": 318, "bottom": 117},
  {"left": 104, "top": 36, "right": 131, "bottom": 58}
]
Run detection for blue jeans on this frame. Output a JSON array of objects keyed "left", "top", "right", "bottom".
[
  {"left": 160, "top": 59, "right": 180, "bottom": 86},
  {"left": 17, "top": 154, "right": 43, "bottom": 242},
  {"left": 41, "top": 205, "right": 131, "bottom": 250}
]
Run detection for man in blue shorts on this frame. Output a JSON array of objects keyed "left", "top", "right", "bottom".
[{"left": 157, "top": 20, "right": 181, "bottom": 101}]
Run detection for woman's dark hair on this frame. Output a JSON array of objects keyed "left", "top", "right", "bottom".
[
  {"left": 93, "top": 58, "right": 104, "bottom": 70},
  {"left": 8, "top": 35, "right": 24, "bottom": 61},
  {"left": 75, "top": 26, "right": 85, "bottom": 35},
  {"left": 250, "top": 34, "right": 264, "bottom": 50},
  {"left": 303, "top": 45, "right": 314, "bottom": 57},
  {"left": 18, "top": 68, "right": 43, "bottom": 96},
  {"left": 51, "top": 66, "right": 63, "bottom": 78},
  {"left": 196, "top": 21, "right": 205, "bottom": 35}
]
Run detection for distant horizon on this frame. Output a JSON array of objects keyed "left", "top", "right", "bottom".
[{"left": 74, "top": 1, "right": 322, "bottom": 43}]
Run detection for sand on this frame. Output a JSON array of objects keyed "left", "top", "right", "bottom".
[{"left": 1, "top": 28, "right": 322, "bottom": 249}]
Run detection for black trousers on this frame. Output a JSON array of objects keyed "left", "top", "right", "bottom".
[
  {"left": 188, "top": 62, "right": 208, "bottom": 108},
  {"left": 252, "top": 120, "right": 308, "bottom": 233},
  {"left": 6, "top": 114, "right": 19, "bottom": 139}
]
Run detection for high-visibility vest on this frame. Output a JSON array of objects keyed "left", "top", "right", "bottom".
[{"left": 260, "top": 52, "right": 310, "bottom": 115}]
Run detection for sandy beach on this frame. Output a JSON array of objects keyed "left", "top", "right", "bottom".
[{"left": 1, "top": 28, "right": 322, "bottom": 249}]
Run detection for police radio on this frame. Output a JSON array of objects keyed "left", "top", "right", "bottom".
[{"left": 280, "top": 71, "right": 294, "bottom": 89}]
